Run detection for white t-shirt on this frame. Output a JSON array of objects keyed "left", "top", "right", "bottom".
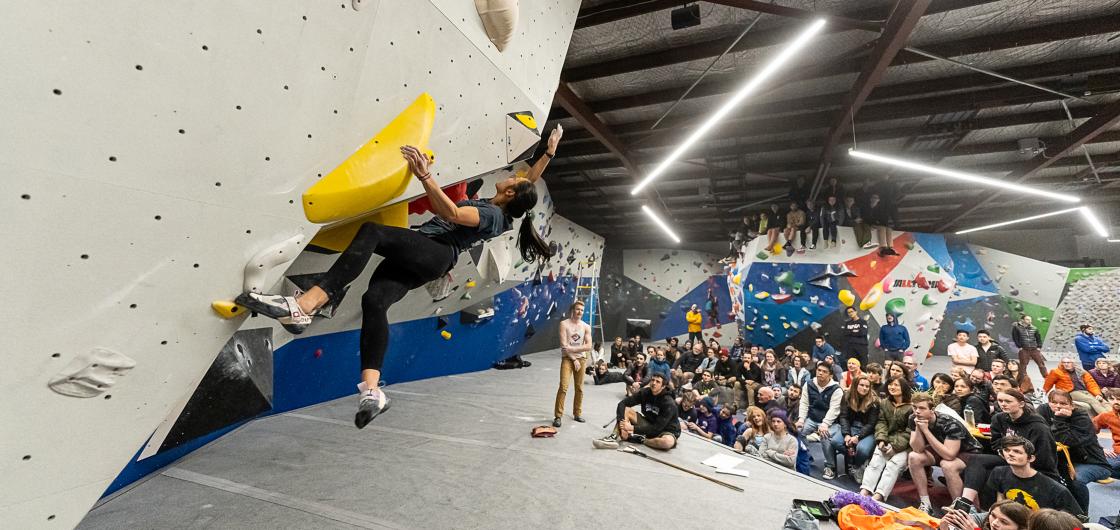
[
  {"left": 559, "top": 318, "right": 592, "bottom": 360},
  {"left": 948, "top": 342, "right": 978, "bottom": 368}
]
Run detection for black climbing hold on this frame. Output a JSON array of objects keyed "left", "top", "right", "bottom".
[{"left": 437, "top": 316, "right": 449, "bottom": 330}]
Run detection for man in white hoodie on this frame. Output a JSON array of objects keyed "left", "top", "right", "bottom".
[{"left": 797, "top": 361, "right": 844, "bottom": 450}]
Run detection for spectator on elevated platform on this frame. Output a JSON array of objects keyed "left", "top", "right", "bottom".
[
  {"left": 803, "top": 199, "right": 820, "bottom": 250},
  {"left": 843, "top": 196, "right": 873, "bottom": 249},
  {"left": 820, "top": 195, "right": 842, "bottom": 248},
  {"left": 866, "top": 194, "right": 897, "bottom": 257}
]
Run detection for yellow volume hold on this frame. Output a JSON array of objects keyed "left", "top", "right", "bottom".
[{"left": 303, "top": 93, "right": 436, "bottom": 224}]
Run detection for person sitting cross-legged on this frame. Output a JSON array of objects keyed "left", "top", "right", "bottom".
[
  {"left": 593, "top": 373, "right": 680, "bottom": 450},
  {"left": 906, "top": 393, "right": 982, "bottom": 515}
]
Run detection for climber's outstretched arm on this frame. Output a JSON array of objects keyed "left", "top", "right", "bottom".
[
  {"left": 524, "top": 125, "right": 562, "bottom": 184},
  {"left": 401, "top": 145, "right": 480, "bottom": 227}
]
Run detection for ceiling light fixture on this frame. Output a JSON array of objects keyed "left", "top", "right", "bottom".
[
  {"left": 631, "top": 19, "right": 827, "bottom": 196},
  {"left": 954, "top": 207, "right": 1082, "bottom": 234},
  {"left": 642, "top": 205, "right": 681, "bottom": 243},
  {"left": 848, "top": 148, "right": 1081, "bottom": 203},
  {"left": 1079, "top": 206, "right": 1110, "bottom": 238}
]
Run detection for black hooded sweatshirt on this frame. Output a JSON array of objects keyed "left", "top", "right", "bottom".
[
  {"left": 990, "top": 410, "right": 1058, "bottom": 475},
  {"left": 616, "top": 387, "right": 680, "bottom": 437},
  {"left": 1037, "top": 404, "right": 1109, "bottom": 467}
]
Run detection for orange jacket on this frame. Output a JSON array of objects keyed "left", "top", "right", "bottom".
[
  {"left": 686, "top": 310, "right": 702, "bottom": 333},
  {"left": 1092, "top": 410, "right": 1120, "bottom": 453},
  {"left": 1043, "top": 366, "right": 1101, "bottom": 396}
]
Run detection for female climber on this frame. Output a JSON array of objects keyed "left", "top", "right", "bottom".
[{"left": 236, "top": 126, "right": 563, "bottom": 428}]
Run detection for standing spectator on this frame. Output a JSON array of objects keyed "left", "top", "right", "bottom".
[
  {"left": 1037, "top": 390, "right": 1111, "bottom": 513},
  {"left": 1089, "top": 358, "right": 1119, "bottom": 392},
  {"left": 865, "top": 194, "right": 898, "bottom": 257},
  {"left": 842, "top": 307, "right": 870, "bottom": 366},
  {"left": 1012, "top": 314, "right": 1048, "bottom": 380},
  {"left": 948, "top": 330, "right": 979, "bottom": 371},
  {"left": 673, "top": 341, "right": 704, "bottom": 388},
  {"left": 859, "top": 377, "right": 914, "bottom": 502},
  {"left": 784, "top": 202, "right": 807, "bottom": 254},
  {"left": 984, "top": 436, "right": 1082, "bottom": 517},
  {"left": 877, "top": 174, "right": 901, "bottom": 228},
  {"left": 879, "top": 313, "right": 910, "bottom": 362},
  {"left": 975, "top": 329, "right": 1008, "bottom": 372},
  {"left": 734, "top": 405, "right": 771, "bottom": 453},
  {"left": 822, "top": 177, "right": 846, "bottom": 203},
  {"left": 842, "top": 196, "right": 874, "bottom": 249},
  {"left": 1043, "top": 356, "right": 1107, "bottom": 415},
  {"left": 819, "top": 195, "right": 842, "bottom": 248},
  {"left": 907, "top": 393, "right": 981, "bottom": 514},
  {"left": 610, "top": 336, "right": 627, "bottom": 369},
  {"left": 745, "top": 410, "right": 800, "bottom": 469},
  {"left": 593, "top": 373, "right": 679, "bottom": 450},
  {"left": 1091, "top": 389, "right": 1120, "bottom": 477},
  {"left": 903, "top": 356, "right": 929, "bottom": 392},
  {"left": 686, "top": 304, "right": 703, "bottom": 346},
  {"left": 788, "top": 175, "right": 809, "bottom": 208},
  {"left": 553, "top": 301, "right": 591, "bottom": 427},
  {"left": 823, "top": 375, "right": 879, "bottom": 481},
  {"left": 796, "top": 362, "right": 844, "bottom": 447},
  {"left": 1074, "top": 324, "right": 1110, "bottom": 371},
  {"left": 803, "top": 199, "right": 820, "bottom": 250}
]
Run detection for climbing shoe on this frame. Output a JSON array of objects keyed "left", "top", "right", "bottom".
[
  {"left": 235, "top": 292, "right": 312, "bottom": 334},
  {"left": 355, "top": 389, "right": 391, "bottom": 429}
]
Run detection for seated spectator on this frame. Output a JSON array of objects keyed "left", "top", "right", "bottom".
[
  {"left": 672, "top": 342, "right": 704, "bottom": 388},
  {"left": 904, "top": 356, "right": 929, "bottom": 392},
  {"left": 716, "top": 405, "right": 737, "bottom": 447},
  {"left": 735, "top": 405, "right": 771, "bottom": 453},
  {"left": 685, "top": 397, "right": 719, "bottom": 441},
  {"left": 1038, "top": 390, "right": 1111, "bottom": 513},
  {"left": 678, "top": 389, "right": 699, "bottom": 425},
  {"left": 759, "top": 349, "right": 786, "bottom": 388},
  {"left": 952, "top": 376, "right": 992, "bottom": 425},
  {"left": 1006, "top": 359, "right": 1036, "bottom": 395},
  {"left": 784, "top": 384, "right": 802, "bottom": 424},
  {"left": 1091, "top": 389, "right": 1120, "bottom": 478},
  {"left": 647, "top": 348, "right": 672, "bottom": 387},
  {"left": 975, "top": 329, "right": 1009, "bottom": 372},
  {"left": 1089, "top": 358, "right": 1119, "bottom": 392},
  {"left": 840, "top": 358, "right": 864, "bottom": 391},
  {"left": 697, "top": 347, "right": 719, "bottom": 375},
  {"left": 796, "top": 362, "right": 844, "bottom": 445},
  {"left": 990, "top": 358, "right": 1008, "bottom": 379},
  {"left": 593, "top": 373, "right": 679, "bottom": 450},
  {"left": 588, "top": 341, "right": 606, "bottom": 372},
  {"left": 984, "top": 436, "right": 1082, "bottom": 517},
  {"left": 610, "top": 336, "right": 627, "bottom": 369},
  {"left": 1043, "top": 357, "right": 1107, "bottom": 415},
  {"left": 625, "top": 352, "right": 648, "bottom": 395},
  {"left": 822, "top": 354, "right": 844, "bottom": 382},
  {"left": 745, "top": 409, "right": 799, "bottom": 469},
  {"left": 929, "top": 372, "right": 956, "bottom": 407},
  {"left": 592, "top": 360, "right": 630, "bottom": 386},
  {"left": 756, "top": 386, "right": 782, "bottom": 415},
  {"left": 694, "top": 369, "right": 718, "bottom": 398},
  {"left": 937, "top": 498, "right": 1031, "bottom": 530},
  {"left": 766, "top": 203, "right": 786, "bottom": 254},
  {"left": 787, "top": 353, "right": 811, "bottom": 389},
  {"left": 713, "top": 348, "right": 736, "bottom": 382},
  {"left": 812, "top": 335, "right": 841, "bottom": 366},
  {"left": 962, "top": 390, "right": 1060, "bottom": 508},
  {"left": 907, "top": 393, "right": 982, "bottom": 514},
  {"left": 884, "top": 361, "right": 912, "bottom": 393},
  {"left": 729, "top": 337, "right": 746, "bottom": 361},
  {"left": 823, "top": 375, "right": 879, "bottom": 481},
  {"left": 864, "top": 362, "right": 885, "bottom": 396},
  {"left": 780, "top": 344, "right": 799, "bottom": 366},
  {"left": 969, "top": 368, "right": 994, "bottom": 409},
  {"left": 784, "top": 201, "right": 807, "bottom": 253},
  {"left": 734, "top": 355, "right": 762, "bottom": 408},
  {"left": 1026, "top": 509, "right": 1082, "bottom": 530},
  {"left": 803, "top": 199, "right": 820, "bottom": 250},
  {"left": 859, "top": 377, "right": 914, "bottom": 502}
]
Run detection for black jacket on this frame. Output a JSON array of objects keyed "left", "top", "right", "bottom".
[
  {"left": 674, "top": 350, "right": 703, "bottom": 373},
  {"left": 990, "top": 410, "right": 1058, "bottom": 475},
  {"left": 975, "top": 342, "right": 1009, "bottom": 371},
  {"left": 617, "top": 387, "right": 680, "bottom": 437},
  {"left": 838, "top": 396, "right": 881, "bottom": 439},
  {"left": 1037, "top": 404, "right": 1109, "bottom": 467},
  {"left": 954, "top": 393, "right": 991, "bottom": 425},
  {"left": 843, "top": 319, "right": 869, "bottom": 348},
  {"left": 735, "top": 362, "right": 762, "bottom": 385}
]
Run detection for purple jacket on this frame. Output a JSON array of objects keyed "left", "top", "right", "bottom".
[{"left": 1090, "top": 368, "right": 1120, "bottom": 389}]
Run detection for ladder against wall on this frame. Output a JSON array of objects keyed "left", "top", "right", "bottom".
[{"left": 574, "top": 260, "right": 604, "bottom": 348}]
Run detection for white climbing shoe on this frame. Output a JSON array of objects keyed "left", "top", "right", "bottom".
[
  {"left": 355, "top": 389, "right": 391, "bottom": 429},
  {"left": 234, "top": 292, "right": 313, "bottom": 335}
]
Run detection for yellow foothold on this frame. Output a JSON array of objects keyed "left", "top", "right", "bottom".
[
  {"left": 838, "top": 289, "right": 856, "bottom": 307},
  {"left": 211, "top": 300, "right": 245, "bottom": 319},
  {"left": 466, "top": 280, "right": 477, "bottom": 288},
  {"left": 440, "top": 330, "right": 452, "bottom": 340},
  {"left": 860, "top": 286, "right": 883, "bottom": 311},
  {"left": 732, "top": 274, "right": 741, "bottom": 285}
]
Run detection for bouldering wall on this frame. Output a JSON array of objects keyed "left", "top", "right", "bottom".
[
  {"left": 600, "top": 249, "right": 736, "bottom": 344},
  {"left": 1043, "top": 267, "right": 1120, "bottom": 354},
  {"left": 2, "top": 1, "right": 582, "bottom": 526}
]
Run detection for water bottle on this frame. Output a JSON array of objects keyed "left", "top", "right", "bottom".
[{"left": 964, "top": 406, "right": 975, "bottom": 428}]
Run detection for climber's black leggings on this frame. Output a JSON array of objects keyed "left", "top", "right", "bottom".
[{"left": 318, "top": 222, "right": 456, "bottom": 372}]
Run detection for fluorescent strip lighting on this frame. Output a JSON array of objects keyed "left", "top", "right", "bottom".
[
  {"left": 1108, "top": 239, "right": 1120, "bottom": 243},
  {"left": 631, "top": 19, "right": 827, "bottom": 195},
  {"left": 849, "top": 149, "right": 1081, "bottom": 203},
  {"left": 955, "top": 207, "right": 1082, "bottom": 234},
  {"left": 642, "top": 205, "right": 681, "bottom": 243},
  {"left": 1079, "top": 207, "right": 1110, "bottom": 237}
]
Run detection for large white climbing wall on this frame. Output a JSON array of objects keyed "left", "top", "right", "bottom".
[{"left": 0, "top": 1, "right": 580, "bottom": 526}]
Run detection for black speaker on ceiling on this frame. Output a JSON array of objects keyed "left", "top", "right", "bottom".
[{"left": 671, "top": 4, "right": 701, "bottom": 30}]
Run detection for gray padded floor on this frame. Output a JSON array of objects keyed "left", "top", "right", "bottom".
[{"left": 80, "top": 349, "right": 852, "bottom": 529}]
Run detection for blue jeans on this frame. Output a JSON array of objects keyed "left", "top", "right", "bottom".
[
  {"left": 1109, "top": 455, "right": 1120, "bottom": 477},
  {"left": 800, "top": 419, "right": 841, "bottom": 462},
  {"left": 1071, "top": 463, "right": 1112, "bottom": 512},
  {"left": 822, "top": 426, "right": 875, "bottom": 471}
]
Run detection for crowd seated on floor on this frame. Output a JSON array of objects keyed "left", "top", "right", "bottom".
[{"left": 588, "top": 316, "right": 1118, "bottom": 524}]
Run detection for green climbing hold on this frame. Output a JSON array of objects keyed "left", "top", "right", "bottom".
[
  {"left": 756, "top": 251, "right": 769, "bottom": 260},
  {"left": 776, "top": 271, "right": 796, "bottom": 286},
  {"left": 885, "top": 298, "right": 906, "bottom": 316},
  {"left": 921, "top": 294, "right": 937, "bottom": 306},
  {"left": 460, "top": 292, "right": 472, "bottom": 300},
  {"left": 792, "top": 282, "right": 804, "bottom": 295},
  {"left": 927, "top": 264, "right": 941, "bottom": 273},
  {"left": 906, "top": 241, "right": 915, "bottom": 250}
]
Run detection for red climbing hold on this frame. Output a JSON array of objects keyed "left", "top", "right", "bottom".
[
  {"left": 772, "top": 293, "right": 793, "bottom": 304},
  {"left": 913, "top": 273, "right": 929, "bottom": 290},
  {"left": 314, "top": 348, "right": 323, "bottom": 359}
]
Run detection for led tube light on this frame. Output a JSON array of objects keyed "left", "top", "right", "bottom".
[
  {"left": 954, "top": 207, "right": 1082, "bottom": 234},
  {"left": 1079, "top": 206, "right": 1110, "bottom": 238},
  {"left": 642, "top": 205, "right": 681, "bottom": 243},
  {"left": 631, "top": 19, "right": 827, "bottom": 195},
  {"left": 849, "top": 148, "right": 1081, "bottom": 203}
]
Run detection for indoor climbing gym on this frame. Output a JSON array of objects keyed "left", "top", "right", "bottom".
[{"left": 7, "top": 1, "right": 1120, "bottom": 529}]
